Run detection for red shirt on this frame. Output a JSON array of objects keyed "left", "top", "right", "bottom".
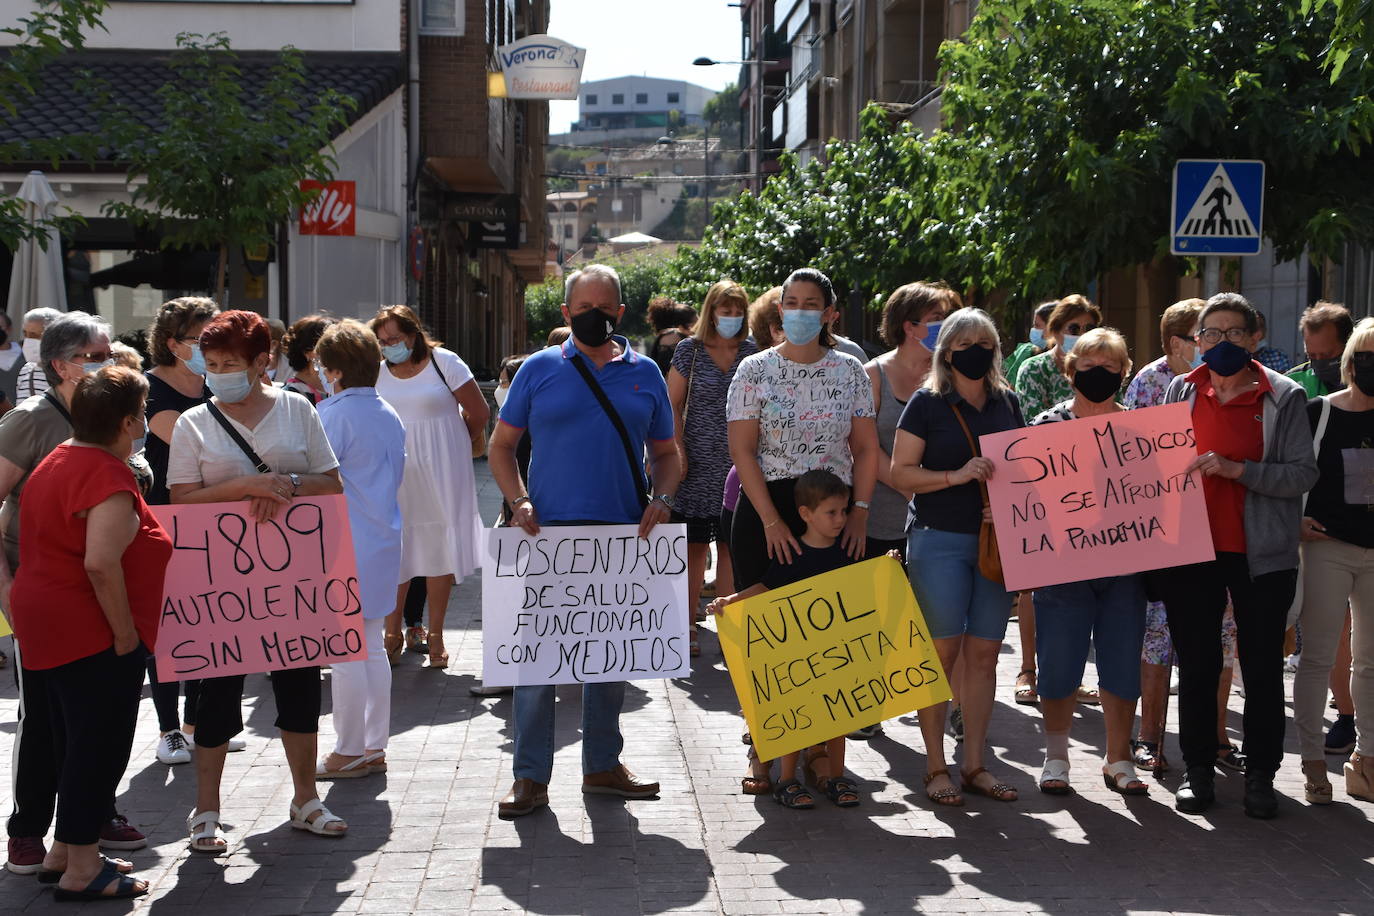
[
  {"left": 10, "top": 444, "right": 173, "bottom": 670},
  {"left": 1186, "top": 362, "right": 1270, "bottom": 553}
]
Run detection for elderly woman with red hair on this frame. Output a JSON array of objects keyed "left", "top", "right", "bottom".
[{"left": 166, "top": 310, "right": 347, "bottom": 854}]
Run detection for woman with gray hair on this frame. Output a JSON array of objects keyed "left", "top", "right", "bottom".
[
  {"left": 891, "top": 307, "right": 1025, "bottom": 807},
  {"left": 0, "top": 312, "right": 150, "bottom": 873},
  {"left": 14, "top": 307, "right": 65, "bottom": 401}
]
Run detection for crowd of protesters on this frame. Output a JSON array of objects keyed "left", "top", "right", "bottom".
[{"left": 0, "top": 267, "right": 1371, "bottom": 898}]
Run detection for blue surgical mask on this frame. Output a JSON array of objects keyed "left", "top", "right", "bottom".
[
  {"left": 1188, "top": 348, "right": 1203, "bottom": 370},
  {"left": 80, "top": 358, "right": 115, "bottom": 374},
  {"left": 1058, "top": 333, "right": 1080, "bottom": 354},
  {"left": 315, "top": 365, "right": 335, "bottom": 397},
  {"left": 206, "top": 369, "right": 254, "bottom": 404},
  {"left": 182, "top": 343, "right": 206, "bottom": 376},
  {"left": 715, "top": 315, "right": 744, "bottom": 338},
  {"left": 780, "top": 309, "right": 823, "bottom": 346},
  {"left": 1029, "top": 327, "right": 1046, "bottom": 349},
  {"left": 920, "top": 320, "right": 943, "bottom": 351},
  {"left": 381, "top": 341, "right": 412, "bottom": 364},
  {"left": 130, "top": 418, "right": 147, "bottom": 455}
]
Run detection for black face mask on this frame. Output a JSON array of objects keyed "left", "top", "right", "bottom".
[
  {"left": 569, "top": 308, "right": 617, "bottom": 347},
  {"left": 1353, "top": 353, "right": 1374, "bottom": 397},
  {"left": 1310, "top": 356, "right": 1345, "bottom": 392},
  {"left": 949, "top": 343, "right": 995, "bottom": 381},
  {"left": 1072, "top": 365, "right": 1123, "bottom": 404}
]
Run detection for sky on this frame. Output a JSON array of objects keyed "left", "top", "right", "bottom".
[{"left": 545, "top": 0, "right": 743, "bottom": 134}]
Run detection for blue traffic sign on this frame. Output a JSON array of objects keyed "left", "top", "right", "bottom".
[{"left": 1171, "top": 159, "right": 1265, "bottom": 256}]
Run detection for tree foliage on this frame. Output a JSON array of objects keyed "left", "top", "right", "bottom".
[
  {"left": 1, "top": 0, "right": 107, "bottom": 251},
  {"left": 655, "top": 0, "right": 1374, "bottom": 330},
  {"left": 99, "top": 32, "right": 355, "bottom": 299}
]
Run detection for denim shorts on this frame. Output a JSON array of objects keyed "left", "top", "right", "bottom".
[
  {"left": 906, "top": 526, "right": 1013, "bottom": 641},
  {"left": 1034, "top": 574, "right": 1147, "bottom": 701}
]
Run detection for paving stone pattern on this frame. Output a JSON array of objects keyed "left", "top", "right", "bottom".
[{"left": 1, "top": 460, "right": 1371, "bottom": 914}]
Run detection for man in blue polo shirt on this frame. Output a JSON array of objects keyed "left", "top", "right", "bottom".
[{"left": 488, "top": 263, "right": 682, "bottom": 819}]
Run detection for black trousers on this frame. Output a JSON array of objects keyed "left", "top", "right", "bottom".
[
  {"left": 7, "top": 642, "right": 59, "bottom": 839},
  {"left": 402, "top": 576, "right": 426, "bottom": 628},
  {"left": 192, "top": 666, "right": 321, "bottom": 748},
  {"left": 47, "top": 646, "right": 147, "bottom": 845},
  {"left": 1158, "top": 552, "right": 1296, "bottom": 777},
  {"left": 730, "top": 478, "right": 804, "bottom": 590},
  {"left": 147, "top": 654, "right": 199, "bottom": 733}
]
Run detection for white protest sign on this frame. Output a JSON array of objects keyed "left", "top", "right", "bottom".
[{"left": 482, "top": 524, "right": 691, "bottom": 686}]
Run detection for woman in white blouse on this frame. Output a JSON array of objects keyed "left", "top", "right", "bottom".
[
  {"left": 370, "top": 305, "right": 489, "bottom": 669},
  {"left": 167, "top": 310, "right": 347, "bottom": 854}
]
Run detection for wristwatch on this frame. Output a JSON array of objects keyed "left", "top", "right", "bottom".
[
  {"left": 510, "top": 495, "right": 532, "bottom": 510},
  {"left": 288, "top": 473, "right": 302, "bottom": 494},
  {"left": 653, "top": 493, "right": 674, "bottom": 511}
]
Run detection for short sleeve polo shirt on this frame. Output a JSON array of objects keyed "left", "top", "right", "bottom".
[{"left": 499, "top": 337, "right": 674, "bottom": 525}]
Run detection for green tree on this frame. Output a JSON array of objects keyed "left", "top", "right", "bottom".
[
  {"left": 702, "top": 82, "right": 742, "bottom": 139},
  {"left": 1, "top": 0, "right": 107, "bottom": 251},
  {"left": 1305, "top": 0, "right": 1372, "bottom": 76},
  {"left": 934, "top": 0, "right": 1374, "bottom": 305},
  {"left": 99, "top": 32, "right": 355, "bottom": 299}
]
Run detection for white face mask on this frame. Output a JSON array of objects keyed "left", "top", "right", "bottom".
[
  {"left": 21, "top": 338, "right": 40, "bottom": 364},
  {"left": 494, "top": 386, "right": 509, "bottom": 409}
]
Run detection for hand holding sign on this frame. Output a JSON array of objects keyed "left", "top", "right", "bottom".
[
  {"left": 151, "top": 495, "right": 366, "bottom": 681},
  {"left": 717, "top": 556, "right": 951, "bottom": 762},
  {"left": 980, "top": 403, "right": 1215, "bottom": 591}
]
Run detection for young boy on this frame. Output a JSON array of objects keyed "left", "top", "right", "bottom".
[{"left": 710, "top": 468, "right": 883, "bottom": 810}]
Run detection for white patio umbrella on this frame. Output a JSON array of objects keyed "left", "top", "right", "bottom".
[{"left": 6, "top": 170, "right": 68, "bottom": 324}]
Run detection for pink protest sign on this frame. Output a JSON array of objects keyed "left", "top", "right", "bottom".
[
  {"left": 980, "top": 402, "right": 1215, "bottom": 591},
  {"left": 150, "top": 495, "right": 366, "bottom": 681}
]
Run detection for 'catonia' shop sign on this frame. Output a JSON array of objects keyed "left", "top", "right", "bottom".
[{"left": 492, "top": 35, "right": 586, "bottom": 100}]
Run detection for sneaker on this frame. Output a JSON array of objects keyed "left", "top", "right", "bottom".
[
  {"left": 1284, "top": 653, "right": 1301, "bottom": 673},
  {"left": 847, "top": 723, "right": 883, "bottom": 740},
  {"left": 157, "top": 730, "right": 192, "bottom": 765},
  {"left": 949, "top": 705, "right": 965, "bottom": 743},
  {"left": 99, "top": 815, "right": 147, "bottom": 851},
  {"left": 1326, "top": 714, "right": 1357, "bottom": 755},
  {"left": 5, "top": 836, "right": 45, "bottom": 875},
  {"left": 1216, "top": 744, "right": 1246, "bottom": 772},
  {"left": 227, "top": 736, "right": 247, "bottom": 752}
]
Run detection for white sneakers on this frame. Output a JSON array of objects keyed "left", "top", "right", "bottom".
[
  {"left": 158, "top": 730, "right": 247, "bottom": 764},
  {"left": 157, "top": 730, "right": 192, "bottom": 765}
]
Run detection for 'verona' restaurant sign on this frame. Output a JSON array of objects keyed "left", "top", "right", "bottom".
[{"left": 492, "top": 35, "right": 586, "bottom": 100}]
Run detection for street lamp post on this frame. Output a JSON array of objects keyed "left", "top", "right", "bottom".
[{"left": 693, "top": 55, "right": 777, "bottom": 194}]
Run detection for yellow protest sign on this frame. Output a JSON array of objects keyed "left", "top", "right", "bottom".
[
  {"left": 717, "top": 556, "right": 951, "bottom": 761},
  {"left": 0, "top": 611, "right": 10, "bottom": 638}
]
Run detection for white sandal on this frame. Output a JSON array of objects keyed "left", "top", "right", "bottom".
[
  {"left": 1039, "top": 758, "right": 1072, "bottom": 795},
  {"left": 187, "top": 809, "right": 227, "bottom": 854},
  {"left": 362, "top": 751, "right": 387, "bottom": 774},
  {"left": 1102, "top": 760, "right": 1149, "bottom": 795},
  {"left": 289, "top": 798, "right": 347, "bottom": 837},
  {"left": 315, "top": 754, "right": 372, "bottom": 780}
]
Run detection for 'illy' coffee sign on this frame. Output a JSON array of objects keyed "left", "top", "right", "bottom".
[
  {"left": 492, "top": 35, "right": 586, "bottom": 100},
  {"left": 299, "top": 180, "right": 356, "bottom": 236}
]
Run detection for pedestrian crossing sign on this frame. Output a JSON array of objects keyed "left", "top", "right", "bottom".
[{"left": 1171, "top": 159, "right": 1265, "bottom": 256}]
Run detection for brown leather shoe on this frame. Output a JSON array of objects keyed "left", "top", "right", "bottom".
[
  {"left": 582, "top": 764, "right": 660, "bottom": 798},
  {"left": 497, "top": 779, "right": 548, "bottom": 819}
]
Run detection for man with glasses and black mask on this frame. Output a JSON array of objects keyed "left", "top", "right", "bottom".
[
  {"left": 1159, "top": 293, "right": 1318, "bottom": 820},
  {"left": 1288, "top": 301, "right": 1355, "bottom": 397},
  {"left": 488, "top": 263, "right": 682, "bottom": 820}
]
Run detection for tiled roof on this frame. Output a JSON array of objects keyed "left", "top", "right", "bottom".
[{"left": 0, "top": 50, "right": 404, "bottom": 161}]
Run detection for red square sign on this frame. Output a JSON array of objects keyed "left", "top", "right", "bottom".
[{"left": 299, "top": 180, "right": 356, "bottom": 236}]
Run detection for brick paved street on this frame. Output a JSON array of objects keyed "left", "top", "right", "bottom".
[{"left": 2, "top": 459, "right": 1372, "bottom": 914}]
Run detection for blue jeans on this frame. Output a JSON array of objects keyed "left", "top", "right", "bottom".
[
  {"left": 512, "top": 682, "right": 627, "bottom": 784},
  {"left": 1033, "top": 575, "right": 1147, "bottom": 701},
  {"left": 906, "top": 526, "right": 1012, "bottom": 641}
]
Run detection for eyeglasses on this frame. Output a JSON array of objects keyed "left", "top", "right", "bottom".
[
  {"left": 1064, "top": 323, "right": 1097, "bottom": 336},
  {"left": 1197, "top": 327, "right": 1250, "bottom": 344},
  {"left": 69, "top": 351, "right": 112, "bottom": 362}
]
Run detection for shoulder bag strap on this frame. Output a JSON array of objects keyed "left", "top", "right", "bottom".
[
  {"left": 43, "top": 390, "right": 71, "bottom": 425},
  {"left": 682, "top": 341, "right": 699, "bottom": 427},
  {"left": 569, "top": 352, "right": 650, "bottom": 511},
  {"left": 949, "top": 400, "right": 991, "bottom": 508},
  {"left": 430, "top": 350, "right": 449, "bottom": 390},
  {"left": 206, "top": 401, "right": 273, "bottom": 474},
  {"left": 1300, "top": 395, "right": 1333, "bottom": 515}
]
